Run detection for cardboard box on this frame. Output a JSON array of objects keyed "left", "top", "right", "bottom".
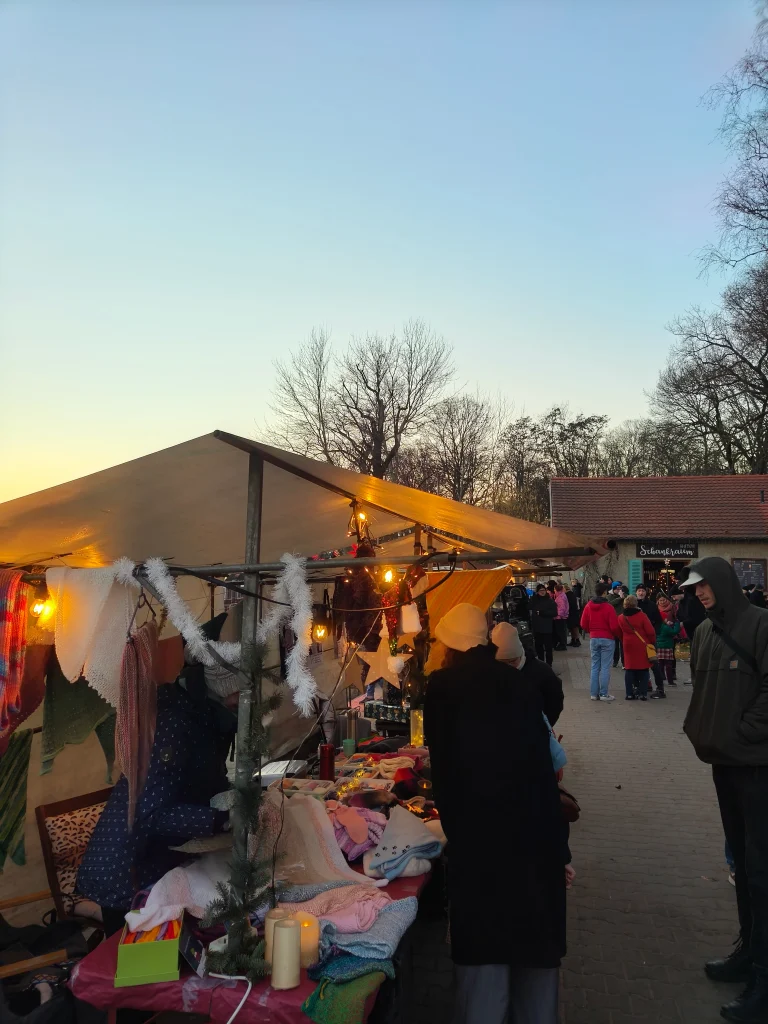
[{"left": 114, "top": 916, "right": 183, "bottom": 988}]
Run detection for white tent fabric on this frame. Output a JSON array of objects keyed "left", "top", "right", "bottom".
[{"left": 0, "top": 431, "right": 603, "bottom": 570}]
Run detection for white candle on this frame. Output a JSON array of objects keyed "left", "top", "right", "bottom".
[
  {"left": 270, "top": 919, "right": 301, "bottom": 990},
  {"left": 290, "top": 910, "right": 320, "bottom": 969},
  {"left": 264, "top": 908, "right": 291, "bottom": 964}
]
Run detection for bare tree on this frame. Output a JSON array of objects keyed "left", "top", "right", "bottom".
[
  {"left": 269, "top": 328, "right": 336, "bottom": 462},
  {"left": 267, "top": 320, "right": 453, "bottom": 478},
  {"left": 656, "top": 260, "right": 768, "bottom": 473}
]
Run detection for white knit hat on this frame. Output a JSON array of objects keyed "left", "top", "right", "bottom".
[
  {"left": 491, "top": 621, "right": 524, "bottom": 661},
  {"left": 434, "top": 603, "right": 489, "bottom": 652}
]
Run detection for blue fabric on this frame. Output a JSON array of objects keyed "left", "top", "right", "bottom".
[
  {"left": 308, "top": 954, "right": 395, "bottom": 983},
  {"left": 544, "top": 716, "right": 566, "bottom": 772},
  {"left": 77, "top": 684, "right": 233, "bottom": 908},
  {"left": 319, "top": 897, "right": 418, "bottom": 961},
  {"left": 589, "top": 638, "right": 614, "bottom": 698}
]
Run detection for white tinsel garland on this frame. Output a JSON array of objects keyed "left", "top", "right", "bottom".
[
  {"left": 142, "top": 557, "right": 240, "bottom": 667},
  {"left": 256, "top": 553, "right": 316, "bottom": 716}
]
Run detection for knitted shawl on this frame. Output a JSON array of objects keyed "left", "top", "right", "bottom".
[{"left": 0, "top": 570, "right": 29, "bottom": 734}]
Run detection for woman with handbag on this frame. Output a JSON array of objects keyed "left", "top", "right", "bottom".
[{"left": 617, "top": 595, "right": 657, "bottom": 701}]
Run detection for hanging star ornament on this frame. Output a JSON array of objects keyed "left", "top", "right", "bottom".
[{"left": 357, "top": 636, "right": 412, "bottom": 690}]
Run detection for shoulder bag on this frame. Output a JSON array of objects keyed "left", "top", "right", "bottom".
[{"left": 632, "top": 627, "right": 657, "bottom": 662}]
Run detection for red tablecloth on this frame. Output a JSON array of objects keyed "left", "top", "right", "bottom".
[{"left": 70, "top": 874, "right": 428, "bottom": 1024}]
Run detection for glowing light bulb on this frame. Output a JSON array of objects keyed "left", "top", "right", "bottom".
[
  {"left": 383, "top": 569, "right": 394, "bottom": 584},
  {"left": 31, "top": 600, "right": 46, "bottom": 617},
  {"left": 312, "top": 623, "right": 328, "bottom": 642},
  {"left": 357, "top": 511, "right": 366, "bottom": 521}
]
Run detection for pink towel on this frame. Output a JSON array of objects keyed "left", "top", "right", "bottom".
[{"left": 281, "top": 883, "right": 391, "bottom": 933}]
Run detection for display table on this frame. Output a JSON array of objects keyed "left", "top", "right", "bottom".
[{"left": 70, "top": 874, "right": 428, "bottom": 1024}]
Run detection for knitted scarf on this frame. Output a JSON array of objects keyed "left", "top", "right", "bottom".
[
  {"left": 302, "top": 971, "right": 386, "bottom": 1024},
  {"left": 0, "top": 729, "right": 33, "bottom": 872},
  {"left": 116, "top": 620, "right": 158, "bottom": 828},
  {"left": 0, "top": 570, "right": 29, "bottom": 734}
]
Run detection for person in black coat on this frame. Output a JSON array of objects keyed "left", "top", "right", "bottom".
[
  {"left": 530, "top": 584, "right": 558, "bottom": 666},
  {"left": 565, "top": 585, "right": 581, "bottom": 648},
  {"left": 425, "top": 604, "right": 567, "bottom": 1024},
  {"left": 492, "top": 622, "right": 564, "bottom": 726}
]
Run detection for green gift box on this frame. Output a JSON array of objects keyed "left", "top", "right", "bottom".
[{"left": 114, "top": 916, "right": 183, "bottom": 988}]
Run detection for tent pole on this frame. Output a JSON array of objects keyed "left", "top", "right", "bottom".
[
  {"left": 231, "top": 453, "right": 264, "bottom": 955},
  {"left": 413, "top": 525, "right": 423, "bottom": 556}
]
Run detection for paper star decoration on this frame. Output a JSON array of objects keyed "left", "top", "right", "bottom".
[{"left": 357, "top": 636, "right": 412, "bottom": 690}]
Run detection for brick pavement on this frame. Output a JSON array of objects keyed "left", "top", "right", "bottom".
[{"left": 410, "top": 644, "right": 742, "bottom": 1024}]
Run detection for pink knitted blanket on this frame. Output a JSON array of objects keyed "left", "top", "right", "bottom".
[{"left": 281, "top": 883, "right": 391, "bottom": 933}]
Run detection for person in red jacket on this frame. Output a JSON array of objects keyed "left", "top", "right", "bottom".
[
  {"left": 617, "top": 595, "right": 656, "bottom": 701},
  {"left": 580, "top": 582, "right": 621, "bottom": 702}
]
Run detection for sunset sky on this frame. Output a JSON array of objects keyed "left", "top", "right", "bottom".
[{"left": 0, "top": 0, "right": 756, "bottom": 502}]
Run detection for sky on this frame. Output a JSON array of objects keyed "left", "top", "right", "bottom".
[{"left": 0, "top": 0, "right": 758, "bottom": 502}]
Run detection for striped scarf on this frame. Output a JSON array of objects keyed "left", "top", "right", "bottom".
[
  {"left": 0, "top": 570, "right": 29, "bottom": 735},
  {"left": 0, "top": 728, "right": 33, "bottom": 871},
  {"left": 116, "top": 621, "right": 158, "bottom": 828}
]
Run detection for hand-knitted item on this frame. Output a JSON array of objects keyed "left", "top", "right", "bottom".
[
  {"left": 318, "top": 897, "right": 418, "bottom": 961},
  {"left": 116, "top": 621, "right": 158, "bottom": 828},
  {"left": 308, "top": 954, "right": 395, "bottom": 984},
  {"left": 0, "top": 645, "right": 49, "bottom": 755},
  {"left": 126, "top": 849, "right": 231, "bottom": 932},
  {"left": 251, "top": 881, "right": 358, "bottom": 925},
  {"left": 362, "top": 851, "right": 432, "bottom": 880},
  {"left": 280, "top": 884, "right": 391, "bottom": 933},
  {"left": 267, "top": 792, "right": 384, "bottom": 888},
  {"left": 0, "top": 570, "right": 29, "bottom": 733},
  {"left": 41, "top": 655, "right": 116, "bottom": 780},
  {"left": 376, "top": 756, "right": 414, "bottom": 780},
  {"left": 362, "top": 805, "right": 442, "bottom": 882},
  {"left": 326, "top": 802, "right": 387, "bottom": 862},
  {"left": 0, "top": 729, "right": 33, "bottom": 871},
  {"left": 302, "top": 971, "right": 386, "bottom": 1024},
  {"left": 46, "top": 563, "right": 139, "bottom": 707}
]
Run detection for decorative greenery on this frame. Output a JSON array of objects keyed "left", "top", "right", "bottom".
[{"left": 202, "top": 641, "right": 285, "bottom": 983}]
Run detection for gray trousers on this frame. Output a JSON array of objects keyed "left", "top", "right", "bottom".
[{"left": 453, "top": 964, "right": 559, "bottom": 1024}]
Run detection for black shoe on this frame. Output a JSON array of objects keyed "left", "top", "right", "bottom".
[
  {"left": 639, "top": 695, "right": 647, "bottom": 701},
  {"left": 668, "top": 680, "right": 677, "bottom": 686},
  {"left": 625, "top": 695, "right": 636, "bottom": 700},
  {"left": 554, "top": 645, "right": 568, "bottom": 652},
  {"left": 649, "top": 691, "right": 667, "bottom": 699},
  {"left": 721, "top": 966, "right": 768, "bottom": 1022},
  {"left": 705, "top": 939, "right": 752, "bottom": 983}
]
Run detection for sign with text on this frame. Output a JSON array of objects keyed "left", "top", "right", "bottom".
[
  {"left": 636, "top": 541, "right": 698, "bottom": 559},
  {"left": 733, "top": 558, "right": 767, "bottom": 590}
]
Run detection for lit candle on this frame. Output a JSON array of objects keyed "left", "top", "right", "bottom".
[
  {"left": 289, "top": 910, "right": 320, "bottom": 968},
  {"left": 264, "top": 908, "right": 291, "bottom": 964},
  {"left": 270, "top": 919, "right": 301, "bottom": 990}
]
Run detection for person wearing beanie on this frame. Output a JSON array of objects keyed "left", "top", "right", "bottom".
[
  {"left": 491, "top": 622, "right": 564, "bottom": 727},
  {"left": 426, "top": 610, "right": 567, "bottom": 1024},
  {"left": 530, "top": 584, "right": 558, "bottom": 666}
]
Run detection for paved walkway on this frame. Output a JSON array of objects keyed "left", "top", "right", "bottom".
[{"left": 411, "top": 644, "right": 742, "bottom": 1024}]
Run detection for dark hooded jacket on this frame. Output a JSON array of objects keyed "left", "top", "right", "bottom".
[{"left": 683, "top": 557, "right": 768, "bottom": 766}]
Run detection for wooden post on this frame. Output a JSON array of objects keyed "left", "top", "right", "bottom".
[
  {"left": 413, "top": 525, "right": 422, "bottom": 556},
  {"left": 230, "top": 453, "right": 264, "bottom": 952}
]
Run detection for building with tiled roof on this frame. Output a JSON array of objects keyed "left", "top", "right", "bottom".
[{"left": 550, "top": 475, "right": 768, "bottom": 593}]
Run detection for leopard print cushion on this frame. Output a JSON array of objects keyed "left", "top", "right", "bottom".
[{"left": 45, "top": 802, "right": 106, "bottom": 909}]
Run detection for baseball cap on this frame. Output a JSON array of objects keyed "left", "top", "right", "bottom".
[{"left": 680, "top": 571, "right": 705, "bottom": 588}]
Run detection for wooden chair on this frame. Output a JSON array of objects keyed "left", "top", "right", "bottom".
[{"left": 35, "top": 787, "right": 112, "bottom": 922}]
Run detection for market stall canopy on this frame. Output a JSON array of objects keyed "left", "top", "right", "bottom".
[{"left": 0, "top": 431, "right": 604, "bottom": 570}]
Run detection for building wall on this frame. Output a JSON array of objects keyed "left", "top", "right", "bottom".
[{"left": 586, "top": 540, "right": 768, "bottom": 592}]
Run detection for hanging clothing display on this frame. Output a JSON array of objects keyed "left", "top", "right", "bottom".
[
  {"left": 0, "top": 728, "right": 33, "bottom": 872},
  {"left": 116, "top": 620, "right": 158, "bottom": 828},
  {"left": 0, "top": 645, "right": 50, "bottom": 756},
  {"left": 41, "top": 656, "right": 115, "bottom": 782},
  {"left": 0, "top": 569, "right": 30, "bottom": 733},
  {"left": 46, "top": 563, "right": 138, "bottom": 707}
]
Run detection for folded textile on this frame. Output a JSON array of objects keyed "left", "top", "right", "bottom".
[
  {"left": 376, "top": 757, "right": 414, "bottom": 780},
  {"left": 268, "top": 792, "right": 384, "bottom": 888},
  {"left": 125, "top": 849, "right": 231, "bottom": 932},
  {"left": 47, "top": 563, "right": 139, "bottom": 707},
  {"left": 363, "top": 805, "right": 442, "bottom": 882},
  {"left": 327, "top": 802, "right": 387, "bottom": 861},
  {"left": 0, "top": 570, "right": 29, "bottom": 733},
  {"left": 302, "top": 971, "right": 386, "bottom": 1024},
  {"left": 362, "top": 851, "right": 431, "bottom": 880},
  {"left": 251, "top": 881, "right": 358, "bottom": 925},
  {"left": 319, "top": 897, "right": 418, "bottom": 961},
  {"left": 309, "top": 954, "right": 395, "bottom": 984},
  {"left": 0, "top": 729, "right": 33, "bottom": 871},
  {"left": 41, "top": 656, "right": 115, "bottom": 780},
  {"left": 116, "top": 621, "right": 159, "bottom": 827},
  {"left": 0, "top": 645, "right": 49, "bottom": 756},
  {"left": 281, "top": 884, "right": 391, "bottom": 933}
]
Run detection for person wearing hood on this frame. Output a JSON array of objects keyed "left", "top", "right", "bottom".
[
  {"left": 425, "top": 605, "right": 566, "bottom": 1024},
  {"left": 580, "top": 583, "right": 621, "bottom": 702},
  {"left": 491, "top": 620, "right": 564, "bottom": 727},
  {"left": 530, "top": 584, "right": 558, "bottom": 666},
  {"left": 617, "top": 595, "right": 656, "bottom": 701},
  {"left": 682, "top": 557, "right": 768, "bottom": 1023}
]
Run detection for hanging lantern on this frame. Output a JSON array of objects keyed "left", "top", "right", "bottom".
[{"left": 312, "top": 590, "right": 333, "bottom": 644}]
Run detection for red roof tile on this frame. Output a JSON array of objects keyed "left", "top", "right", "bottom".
[{"left": 550, "top": 476, "right": 768, "bottom": 539}]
